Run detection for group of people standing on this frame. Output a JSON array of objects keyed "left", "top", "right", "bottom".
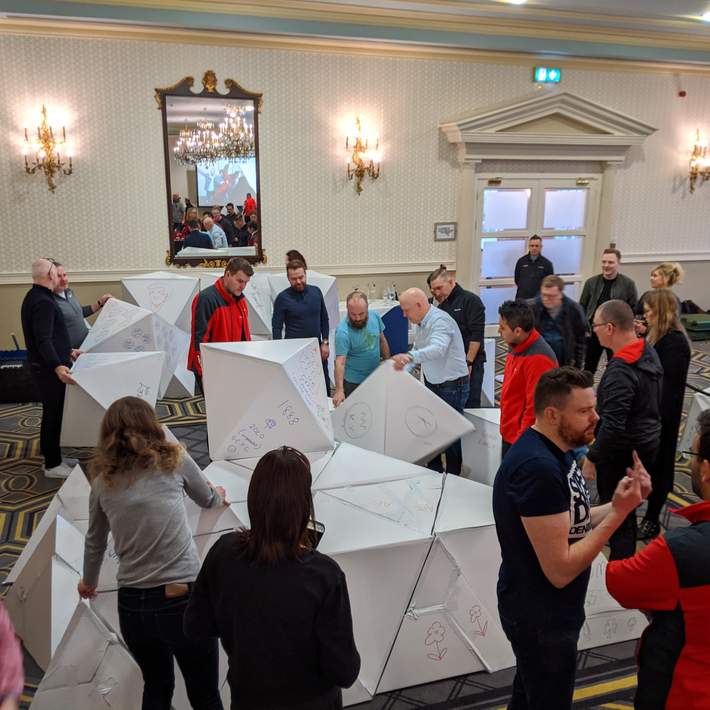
[{"left": 173, "top": 197, "right": 259, "bottom": 250}]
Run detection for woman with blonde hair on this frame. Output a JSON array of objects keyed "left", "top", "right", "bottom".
[
  {"left": 637, "top": 289, "right": 691, "bottom": 540},
  {"left": 635, "top": 261, "right": 684, "bottom": 323},
  {"left": 78, "top": 396, "right": 226, "bottom": 710}
]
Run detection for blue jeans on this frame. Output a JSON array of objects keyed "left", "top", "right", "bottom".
[
  {"left": 118, "top": 586, "right": 223, "bottom": 710},
  {"left": 424, "top": 376, "right": 469, "bottom": 475}
]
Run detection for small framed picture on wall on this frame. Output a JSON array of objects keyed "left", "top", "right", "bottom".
[{"left": 434, "top": 222, "right": 457, "bottom": 241}]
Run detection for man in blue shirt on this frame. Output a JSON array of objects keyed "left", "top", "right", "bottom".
[
  {"left": 333, "top": 292, "right": 390, "bottom": 407},
  {"left": 183, "top": 220, "right": 213, "bottom": 250},
  {"left": 272, "top": 259, "right": 331, "bottom": 390},
  {"left": 392, "top": 288, "right": 469, "bottom": 474},
  {"left": 493, "top": 367, "right": 650, "bottom": 710}
]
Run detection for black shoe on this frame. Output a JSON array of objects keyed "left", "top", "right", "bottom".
[{"left": 637, "top": 519, "right": 661, "bottom": 540}]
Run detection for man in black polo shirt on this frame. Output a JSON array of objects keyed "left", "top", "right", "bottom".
[
  {"left": 514, "top": 235, "right": 554, "bottom": 300},
  {"left": 428, "top": 265, "right": 486, "bottom": 408},
  {"left": 21, "top": 258, "right": 79, "bottom": 479},
  {"left": 493, "top": 367, "right": 650, "bottom": 709}
]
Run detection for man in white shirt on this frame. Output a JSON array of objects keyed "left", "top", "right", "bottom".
[{"left": 202, "top": 216, "right": 228, "bottom": 249}]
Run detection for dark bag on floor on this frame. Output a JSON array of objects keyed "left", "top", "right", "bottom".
[{"left": 0, "top": 349, "right": 40, "bottom": 404}]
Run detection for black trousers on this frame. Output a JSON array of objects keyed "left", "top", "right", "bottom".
[
  {"left": 644, "top": 422, "right": 682, "bottom": 525},
  {"left": 343, "top": 380, "right": 359, "bottom": 398},
  {"left": 465, "top": 359, "right": 485, "bottom": 409},
  {"left": 500, "top": 612, "right": 583, "bottom": 710},
  {"left": 596, "top": 442, "right": 659, "bottom": 560},
  {"left": 30, "top": 364, "right": 66, "bottom": 469},
  {"left": 583, "top": 332, "right": 612, "bottom": 376},
  {"left": 118, "top": 586, "right": 222, "bottom": 710},
  {"left": 322, "top": 358, "right": 331, "bottom": 395}
]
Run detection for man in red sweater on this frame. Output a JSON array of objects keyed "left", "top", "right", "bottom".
[
  {"left": 606, "top": 409, "right": 710, "bottom": 710},
  {"left": 188, "top": 257, "right": 254, "bottom": 389},
  {"left": 498, "top": 300, "right": 558, "bottom": 457}
]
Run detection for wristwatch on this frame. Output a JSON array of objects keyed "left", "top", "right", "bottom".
[{"left": 322, "top": 339, "right": 329, "bottom": 345}]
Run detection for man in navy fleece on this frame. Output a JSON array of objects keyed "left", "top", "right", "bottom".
[{"left": 272, "top": 259, "right": 330, "bottom": 391}]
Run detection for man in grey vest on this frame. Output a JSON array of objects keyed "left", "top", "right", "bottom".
[{"left": 52, "top": 261, "right": 113, "bottom": 348}]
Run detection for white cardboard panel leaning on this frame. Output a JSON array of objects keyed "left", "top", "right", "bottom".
[
  {"left": 60, "top": 352, "right": 164, "bottom": 448},
  {"left": 482, "top": 338, "right": 496, "bottom": 407},
  {"left": 165, "top": 328, "right": 195, "bottom": 398},
  {"left": 679, "top": 388, "right": 710, "bottom": 455},
  {"left": 243, "top": 270, "right": 274, "bottom": 336},
  {"left": 461, "top": 408, "right": 502, "bottom": 486},
  {"left": 202, "top": 339, "right": 334, "bottom": 460}
]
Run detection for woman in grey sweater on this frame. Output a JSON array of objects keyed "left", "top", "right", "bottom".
[{"left": 78, "top": 396, "right": 226, "bottom": 710}]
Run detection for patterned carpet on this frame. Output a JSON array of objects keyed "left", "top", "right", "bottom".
[{"left": 1, "top": 340, "right": 709, "bottom": 709}]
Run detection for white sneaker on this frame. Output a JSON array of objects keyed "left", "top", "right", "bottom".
[
  {"left": 44, "top": 463, "right": 73, "bottom": 479},
  {"left": 62, "top": 457, "right": 80, "bottom": 468}
]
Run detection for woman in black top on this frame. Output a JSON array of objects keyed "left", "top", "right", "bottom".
[
  {"left": 184, "top": 447, "right": 360, "bottom": 709},
  {"left": 637, "top": 288, "right": 692, "bottom": 539}
]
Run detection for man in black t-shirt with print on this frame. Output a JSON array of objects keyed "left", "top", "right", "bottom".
[{"left": 493, "top": 367, "right": 650, "bottom": 710}]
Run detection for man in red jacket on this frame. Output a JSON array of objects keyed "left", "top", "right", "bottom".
[
  {"left": 498, "top": 300, "right": 558, "bottom": 457},
  {"left": 188, "top": 257, "right": 254, "bottom": 389},
  {"left": 607, "top": 409, "right": 710, "bottom": 710}
]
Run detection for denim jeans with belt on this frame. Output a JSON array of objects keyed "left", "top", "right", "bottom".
[
  {"left": 118, "top": 585, "right": 223, "bottom": 710},
  {"left": 424, "top": 376, "right": 470, "bottom": 475}
]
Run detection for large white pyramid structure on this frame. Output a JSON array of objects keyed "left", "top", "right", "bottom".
[
  {"left": 60, "top": 352, "right": 164, "bottom": 448},
  {"left": 30, "top": 602, "right": 143, "bottom": 710},
  {"left": 121, "top": 271, "right": 199, "bottom": 333},
  {"left": 331, "top": 360, "right": 474, "bottom": 464},
  {"left": 202, "top": 338, "right": 334, "bottom": 460},
  {"left": 79, "top": 297, "right": 180, "bottom": 397}
]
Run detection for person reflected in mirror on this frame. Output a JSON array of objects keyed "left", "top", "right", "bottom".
[
  {"left": 272, "top": 260, "right": 330, "bottom": 391},
  {"left": 634, "top": 261, "right": 684, "bottom": 335},
  {"left": 393, "top": 288, "right": 469, "bottom": 475},
  {"left": 171, "top": 193, "right": 185, "bottom": 231},
  {"left": 243, "top": 192, "right": 257, "bottom": 222},
  {"left": 185, "top": 446, "right": 360, "bottom": 709},
  {"left": 183, "top": 219, "right": 214, "bottom": 251},
  {"left": 230, "top": 214, "right": 250, "bottom": 247},
  {"left": 246, "top": 221, "right": 259, "bottom": 247},
  {"left": 176, "top": 207, "right": 199, "bottom": 241},
  {"left": 285, "top": 250, "right": 307, "bottom": 269},
  {"left": 333, "top": 292, "right": 390, "bottom": 407},
  {"left": 202, "top": 216, "right": 227, "bottom": 250},
  {"left": 514, "top": 235, "right": 554, "bottom": 301},
  {"left": 213, "top": 205, "right": 236, "bottom": 244},
  {"left": 188, "top": 257, "right": 253, "bottom": 390},
  {"left": 52, "top": 260, "right": 112, "bottom": 348},
  {"left": 78, "top": 396, "right": 227, "bottom": 710}
]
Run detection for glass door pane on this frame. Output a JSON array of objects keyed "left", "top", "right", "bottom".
[
  {"left": 541, "top": 236, "right": 584, "bottom": 275},
  {"left": 481, "top": 238, "right": 527, "bottom": 279},
  {"left": 480, "top": 285, "right": 518, "bottom": 324},
  {"left": 543, "top": 189, "right": 587, "bottom": 231},
  {"left": 482, "top": 189, "right": 531, "bottom": 232}
]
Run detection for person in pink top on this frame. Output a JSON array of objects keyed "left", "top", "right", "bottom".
[{"left": 0, "top": 600, "right": 23, "bottom": 709}]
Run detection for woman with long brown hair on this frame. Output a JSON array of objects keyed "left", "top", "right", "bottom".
[
  {"left": 637, "top": 288, "right": 692, "bottom": 539},
  {"left": 78, "top": 396, "right": 227, "bottom": 710},
  {"left": 185, "top": 446, "right": 360, "bottom": 710}
]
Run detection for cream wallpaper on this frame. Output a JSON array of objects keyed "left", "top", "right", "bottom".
[{"left": 1, "top": 32, "right": 710, "bottom": 279}]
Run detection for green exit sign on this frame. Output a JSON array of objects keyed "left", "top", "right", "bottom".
[{"left": 533, "top": 66, "right": 561, "bottom": 83}]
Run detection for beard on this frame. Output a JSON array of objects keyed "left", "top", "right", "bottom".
[
  {"left": 349, "top": 316, "right": 368, "bottom": 329},
  {"left": 558, "top": 416, "right": 596, "bottom": 449}
]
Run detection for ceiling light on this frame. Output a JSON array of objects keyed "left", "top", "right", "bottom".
[
  {"left": 703, "top": 11, "right": 710, "bottom": 21},
  {"left": 509, "top": 0, "right": 527, "bottom": 5}
]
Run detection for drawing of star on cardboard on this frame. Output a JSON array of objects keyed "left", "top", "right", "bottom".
[{"left": 202, "top": 338, "right": 334, "bottom": 461}]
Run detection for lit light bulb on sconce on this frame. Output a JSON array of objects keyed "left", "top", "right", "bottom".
[
  {"left": 345, "top": 116, "right": 381, "bottom": 194},
  {"left": 22, "top": 104, "right": 74, "bottom": 193}
]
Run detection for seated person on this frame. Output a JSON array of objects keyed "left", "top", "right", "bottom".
[
  {"left": 202, "top": 216, "right": 228, "bottom": 249},
  {"left": 183, "top": 219, "right": 214, "bottom": 250},
  {"left": 185, "top": 446, "right": 361, "bottom": 709}
]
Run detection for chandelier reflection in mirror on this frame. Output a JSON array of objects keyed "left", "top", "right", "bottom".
[{"left": 173, "top": 104, "right": 255, "bottom": 166}]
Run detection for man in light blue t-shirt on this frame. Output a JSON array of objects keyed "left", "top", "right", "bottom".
[{"left": 333, "top": 292, "right": 390, "bottom": 406}]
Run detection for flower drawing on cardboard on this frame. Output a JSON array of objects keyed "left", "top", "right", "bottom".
[
  {"left": 425, "top": 621, "right": 448, "bottom": 661},
  {"left": 469, "top": 605, "right": 488, "bottom": 637}
]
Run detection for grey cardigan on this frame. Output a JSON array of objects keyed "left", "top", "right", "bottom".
[
  {"left": 578, "top": 273, "right": 638, "bottom": 323},
  {"left": 53, "top": 288, "right": 92, "bottom": 348}
]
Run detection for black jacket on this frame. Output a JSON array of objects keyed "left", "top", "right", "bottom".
[
  {"left": 586, "top": 339, "right": 663, "bottom": 464},
  {"left": 183, "top": 231, "right": 214, "bottom": 249},
  {"left": 436, "top": 283, "right": 486, "bottom": 363},
  {"left": 531, "top": 295, "right": 587, "bottom": 368},
  {"left": 514, "top": 253, "right": 554, "bottom": 300},
  {"left": 21, "top": 284, "right": 72, "bottom": 370},
  {"left": 579, "top": 273, "right": 638, "bottom": 323}
]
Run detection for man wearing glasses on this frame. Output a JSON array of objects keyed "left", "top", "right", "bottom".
[
  {"left": 582, "top": 299, "right": 662, "bottom": 559},
  {"left": 20, "top": 258, "right": 79, "bottom": 479},
  {"left": 606, "top": 409, "right": 710, "bottom": 710}
]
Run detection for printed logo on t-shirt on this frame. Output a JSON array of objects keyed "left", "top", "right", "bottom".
[{"left": 567, "top": 460, "right": 592, "bottom": 540}]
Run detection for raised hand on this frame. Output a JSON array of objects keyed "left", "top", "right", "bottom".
[{"left": 627, "top": 450, "right": 652, "bottom": 500}]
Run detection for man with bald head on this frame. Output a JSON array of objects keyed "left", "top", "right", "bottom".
[
  {"left": 21, "top": 258, "right": 78, "bottom": 479},
  {"left": 393, "top": 288, "right": 469, "bottom": 474}
]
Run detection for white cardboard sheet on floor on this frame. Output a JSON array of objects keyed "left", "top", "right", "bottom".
[
  {"left": 79, "top": 298, "right": 180, "bottom": 397},
  {"left": 31, "top": 601, "right": 143, "bottom": 710},
  {"left": 4, "top": 465, "right": 89, "bottom": 585},
  {"left": 461, "top": 408, "right": 502, "bottom": 486},
  {"left": 331, "top": 361, "right": 473, "bottom": 464},
  {"left": 679, "top": 387, "right": 710, "bottom": 454},
  {"left": 60, "top": 352, "right": 164, "bottom": 448},
  {"left": 4, "top": 515, "right": 84, "bottom": 670},
  {"left": 202, "top": 339, "right": 334, "bottom": 460},
  {"left": 122, "top": 271, "right": 198, "bottom": 333}
]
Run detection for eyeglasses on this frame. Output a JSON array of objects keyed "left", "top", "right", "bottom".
[
  {"left": 591, "top": 321, "right": 615, "bottom": 330},
  {"left": 680, "top": 450, "right": 705, "bottom": 460}
]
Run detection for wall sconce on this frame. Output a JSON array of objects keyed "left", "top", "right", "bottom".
[
  {"left": 346, "top": 117, "right": 380, "bottom": 194},
  {"left": 689, "top": 129, "right": 709, "bottom": 193},
  {"left": 22, "top": 105, "right": 73, "bottom": 193}
]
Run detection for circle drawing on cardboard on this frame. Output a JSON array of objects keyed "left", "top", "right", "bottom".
[
  {"left": 405, "top": 406, "right": 437, "bottom": 438},
  {"left": 344, "top": 402, "right": 373, "bottom": 439}
]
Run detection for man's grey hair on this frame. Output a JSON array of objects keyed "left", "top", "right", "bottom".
[
  {"left": 31, "top": 258, "right": 53, "bottom": 282},
  {"left": 346, "top": 291, "right": 368, "bottom": 306}
]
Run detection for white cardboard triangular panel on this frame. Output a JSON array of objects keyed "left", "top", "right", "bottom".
[
  {"left": 122, "top": 271, "right": 199, "bottom": 333},
  {"left": 461, "top": 408, "right": 501, "bottom": 486},
  {"left": 679, "top": 388, "right": 710, "bottom": 454},
  {"left": 60, "top": 352, "right": 164, "bottom": 448},
  {"left": 165, "top": 327, "right": 195, "bottom": 397},
  {"left": 243, "top": 270, "right": 274, "bottom": 336},
  {"left": 202, "top": 339, "right": 334, "bottom": 461},
  {"left": 331, "top": 361, "right": 473, "bottom": 464}
]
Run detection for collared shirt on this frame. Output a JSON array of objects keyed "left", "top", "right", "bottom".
[
  {"left": 208, "top": 224, "right": 228, "bottom": 249},
  {"left": 409, "top": 305, "right": 468, "bottom": 385},
  {"left": 272, "top": 284, "right": 329, "bottom": 341},
  {"left": 435, "top": 283, "right": 486, "bottom": 363}
]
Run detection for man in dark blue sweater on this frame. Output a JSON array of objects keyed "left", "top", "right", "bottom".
[
  {"left": 272, "top": 260, "right": 330, "bottom": 390},
  {"left": 183, "top": 219, "right": 214, "bottom": 250},
  {"left": 20, "top": 258, "right": 78, "bottom": 479}
]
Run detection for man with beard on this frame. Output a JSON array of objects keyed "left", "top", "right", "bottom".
[
  {"left": 272, "top": 260, "right": 330, "bottom": 391},
  {"left": 332, "top": 292, "right": 390, "bottom": 406},
  {"left": 606, "top": 409, "right": 710, "bottom": 710},
  {"left": 493, "top": 367, "right": 651, "bottom": 710}
]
